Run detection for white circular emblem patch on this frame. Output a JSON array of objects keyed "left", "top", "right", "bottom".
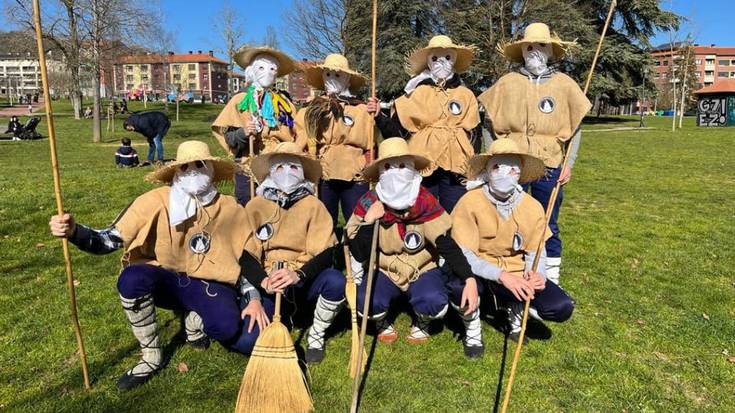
[
  {"left": 403, "top": 230, "right": 424, "bottom": 252},
  {"left": 512, "top": 231, "right": 523, "bottom": 252},
  {"left": 538, "top": 97, "right": 556, "bottom": 114},
  {"left": 189, "top": 233, "right": 211, "bottom": 254},
  {"left": 343, "top": 115, "right": 354, "bottom": 126},
  {"left": 256, "top": 223, "right": 274, "bottom": 241},
  {"left": 448, "top": 100, "right": 463, "bottom": 115}
]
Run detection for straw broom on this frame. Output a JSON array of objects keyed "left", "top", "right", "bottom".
[
  {"left": 498, "top": 2, "right": 617, "bottom": 412},
  {"left": 344, "top": 243, "right": 366, "bottom": 378},
  {"left": 32, "top": 0, "right": 90, "bottom": 390},
  {"left": 235, "top": 290, "right": 312, "bottom": 413}
]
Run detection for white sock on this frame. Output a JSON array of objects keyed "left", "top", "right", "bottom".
[
  {"left": 307, "top": 296, "right": 345, "bottom": 350},
  {"left": 184, "top": 311, "right": 206, "bottom": 342},
  {"left": 546, "top": 257, "right": 561, "bottom": 285},
  {"left": 120, "top": 294, "right": 161, "bottom": 377}
]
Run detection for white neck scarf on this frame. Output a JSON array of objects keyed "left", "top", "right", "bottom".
[
  {"left": 375, "top": 157, "right": 422, "bottom": 210},
  {"left": 245, "top": 54, "right": 279, "bottom": 89},
  {"left": 404, "top": 48, "right": 457, "bottom": 95},
  {"left": 168, "top": 161, "right": 218, "bottom": 226}
]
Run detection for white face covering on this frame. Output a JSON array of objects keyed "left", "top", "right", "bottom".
[
  {"left": 375, "top": 156, "right": 422, "bottom": 210},
  {"left": 245, "top": 54, "right": 279, "bottom": 89},
  {"left": 487, "top": 154, "right": 521, "bottom": 200},
  {"left": 522, "top": 42, "right": 553, "bottom": 76},
  {"left": 268, "top": 155, "right": 305, "bottom": 195},
  {"left": 322, "top": 69, "right": 351, "bottom": 96},
  {"left": 169, "top": 160, "right": 218, "bottom": 226},
  {"left": 427, "top": 48, "right": 457, "bottom": 81}
]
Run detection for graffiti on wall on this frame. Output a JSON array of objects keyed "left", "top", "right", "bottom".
[{"left": 697, "top": 97, "right": 727, "bottom": 127}]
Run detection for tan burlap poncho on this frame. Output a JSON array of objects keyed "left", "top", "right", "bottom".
[
  {"left": 451, "top": 189, "right": 551, "bottom": 276},
  {"left": 394, "top": 84, "right": 480, "bottom": 176},
  {"left": 113, "top": 186, "right": 252, "bottom": 285},
  {"left": 478, "top": 72, "right": 591, "bottom": 168}
]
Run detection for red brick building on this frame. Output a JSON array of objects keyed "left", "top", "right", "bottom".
[
  {"left": 113, "top": 51, "right": 229, "bottom": 102},
  {"left": 651, "top": 43, "right": 735, "bottom": 89}
]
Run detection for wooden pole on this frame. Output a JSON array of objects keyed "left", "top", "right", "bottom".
[
  {"left": 349, "top": 221, "right": 380, "bottom": 413},
  {"left": 32, "top": 0, "right": 91, "bottom": 390},
  {"left": 499, "top": 2, "right": 616, "bottom": 412},
  {"left": 368, "top": 0, "right": 378, "bottom": 163}
]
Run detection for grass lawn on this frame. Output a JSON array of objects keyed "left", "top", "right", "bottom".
[{"left": 0, "top": 101, "right": 733, "bottom": 412}]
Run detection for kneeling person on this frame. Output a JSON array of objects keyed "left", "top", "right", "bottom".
[
  {"left": 49, "top": 141, "right": 252, "bottom": 390},
  {"left": 235, "top": 142, "right": 344, "bottom": 364},
  {"left": 346, "top": 138, "right": 476, "bottom": 345},
  {"left": 449, "top": 140, "right": 574, "bottom": 354}
]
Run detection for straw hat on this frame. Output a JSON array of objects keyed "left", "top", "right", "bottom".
[
  {"left": 467, "top": 139, "right": 546, "bottom": 184},
  {"left": 363, "top": 138, "right": 432, "bottom": 181},
  {"left": 146, "top": 140, "right": 236, "bottom": 184},
  {"left": 304, "top": 54, "right": 367, "bottom": 93},
  {"left": 234, "top": 45, "right": 296, "bottom": 77},
  {"left": 501, "top": 23, "right": 577, "bottom": 64},
  {"left": 405, "top": 35, "right": 476, "bottom": 76},
  {"left": 249, "top": 142, "right": 322, "bottom": 184}
]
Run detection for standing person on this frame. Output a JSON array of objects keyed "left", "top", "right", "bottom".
[
  {"left": 121, "top": 98, "right": 128, "bottom": 113},
  {"left": 212, "top": 45, "right": 304, "bottom": 205},
  {"left": 448, "top": 139, "right": 574, "bottom": 354},
  {"left": 234, "top": 142, "right": 344, "bottom": 364},
  {"left": 367, "top": 35, "right": 480, "bottom": 213},
  {"left": 478, "top": 23, "right": 592, "bottom": 285},
  {"left": 5, "top": 116, "right": 22, "bottom": 141},
  {"left": 345, "top": 138, "right": 477, "bottom": 344},
  {"left": 48, "top": 141, "right": 255, "bottom": 390},
  {"left": 296, "top": 53, "right": 373, "bottom": 227},
  {"left": 27, "top": 102, "right": 33, "bottom": 114},
  {"left": 123, "top": 111, "right": 171, "bottom": 166},
  {"left": 115, "top": 137, "right": 140, "bottom": 167}
]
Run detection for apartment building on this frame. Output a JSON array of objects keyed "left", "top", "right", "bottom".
[
  {"left": 0, "top": 51, "right": 65, "bottom": 97},
  {"left": 651, "top": 43, "right": 735, "bottom": 88}
]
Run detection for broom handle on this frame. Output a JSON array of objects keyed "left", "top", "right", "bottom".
[
  {"left": 350, "top": 220, "right": 380, "bottom": 413},
  {"left": 499, "top": 2, "right": 616, "bottom": 412},
  {"left": 274, "top": 292, "right": 282, "bottom": 323},
  {"left": 32, "top": 0, "right": 90, "bottom": 390}
]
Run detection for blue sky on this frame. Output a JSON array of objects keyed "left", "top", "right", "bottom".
[{"left": 4, "top": 0, "right": 733, "bottom": 60}]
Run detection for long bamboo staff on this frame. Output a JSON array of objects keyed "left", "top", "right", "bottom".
[
  {"left": 349, "top": 220, "right": 380, "bottom": 413},
  {"left": 499, "top": 2, "right": 617, "bottom": 412},
  {"left": 32, "top": 0, "right": 91, "bottom": 390},
  {"left": 367, "top": 0, "right": 378, "bottom": 163},
  {"left": 248, "top": 134, "right": 255, "bottom": 199}
]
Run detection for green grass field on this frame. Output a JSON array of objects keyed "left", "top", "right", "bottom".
[{"left": 1, "top": 101, "right": 733, "bottom": 412}]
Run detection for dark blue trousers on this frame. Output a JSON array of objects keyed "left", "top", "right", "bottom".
[
  {"left": 523, "top": 166, "right": 563, "bottom": 257},
  {"left": 356, "top": 267, "right": 448, "bottom": 318},
  {"left": 234, "top": 172, "right": 252, "bottom": 206},
  {"left": 231, "top": 268, "right": 346, "bottom": 355},
  {"left": 423, "top": 168, "right": 466, "bottom": 213},
  {"left": 117, "top": 264, "right": 241, "bottom": 343},
  {"left": 318, "top": 179, "right": 369, "bottom": 227},
  {"left": 447, "top": 275, "right": 574, "bottom": 322}
]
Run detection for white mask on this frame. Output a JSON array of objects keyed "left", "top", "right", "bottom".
[
  {"left": 427, "top": 48, "right": 456, "bottom": 81},
  {"left": 375, "top": 156, "right": 422, "bottom": 210},
  {"left": 323, "top": 69, "right": 351, "bottom": 96},
  {"left": 522, "top": 42, "right": 553, "bottom": 76},
  {"left": 269, "top": 155, "right": 305, "bottom": 194},
  {"left": 487, "top": 155, "right": 521, "bottom": 199},
  {"left": 246, "top": 54, "right": 279, "bottom": 89},
  {"left": 169, "top": 160, "right": 217, "bottom": 226}
]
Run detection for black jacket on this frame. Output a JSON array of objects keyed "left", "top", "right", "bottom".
[{"left": 125, "top": 111, "right": 171, "bottom": 142}]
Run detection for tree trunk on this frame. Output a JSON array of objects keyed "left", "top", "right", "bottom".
[
  {"left": 65, "top": 1, "right": 83, "bottom": 120},
  {"left": 92, "top": 69, "right": 101, "bottom": 142}
]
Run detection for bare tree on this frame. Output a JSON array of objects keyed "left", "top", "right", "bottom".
[
  {"left": 282, "top": 0, "right": 347, "bottom": 59},
  {"left": 263, "top": 25, "right": 279, "bottom": 49},
  {"left": 210, "top": 0, "right": 245, "bottom": 94}
]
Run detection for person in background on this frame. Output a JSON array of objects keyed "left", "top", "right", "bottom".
[
  {"left": 123, "top": 111, "right": 171, "bottom": 165},
  {"left": 27, "top": 103, "right": 33, "bottom": 114},
  {"left": 6, "top": 116, "right": 22, "bottom": 141},
  {"left": 115, "top": 137, "right": 140, "bottom": 168},
  {"left": 120, "top": 98, "right": 128, "bottom": 113},
  {"left": 83, "top": 106, "right": 93, "bottom": 119}
]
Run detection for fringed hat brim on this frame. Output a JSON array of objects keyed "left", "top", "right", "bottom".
[
  {"left": 362, "top": 154, "right": 432, "bottom": 182},
  {"left": 467, "top": 152, "right": 546, "bottom": 184},
  {"left": 405, "top": 45, "right": 476, "bottom": 76},
  {"left": 303, "top": 65, "right": 367, "bottom": 92},
  {"left": 249, "top": 152, "right": 323, "bottom": 185},
  {"left": 500, "top": 37, "right": 577, "bottom": 64},
  {"left": 234, "top": 46, "right": 296, "bottom": 77},
  {"left": 145, "top": 157, "right": 236, "bottom": 184}
]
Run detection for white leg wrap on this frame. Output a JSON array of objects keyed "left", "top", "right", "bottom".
[
  {"left": 350, "top": 253, "right": 364, "bottom": 285},
  {"left": 184, "top": 311, "right": 206, "bottom": 342},
  {"left": 451, "top": 302, "right": 483, "bottom": 348},
  {"left": 307, "top": 296, "right": 345, "bottom": 350},
  {"left": 120, "top": 294, "right": 161, "bottom": 377},
  {"left": 546, "top": 257, "right": 561, "bottom": 286},
  {"left": 508, "top": 302, "right": 523, "bottom": 334}
]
